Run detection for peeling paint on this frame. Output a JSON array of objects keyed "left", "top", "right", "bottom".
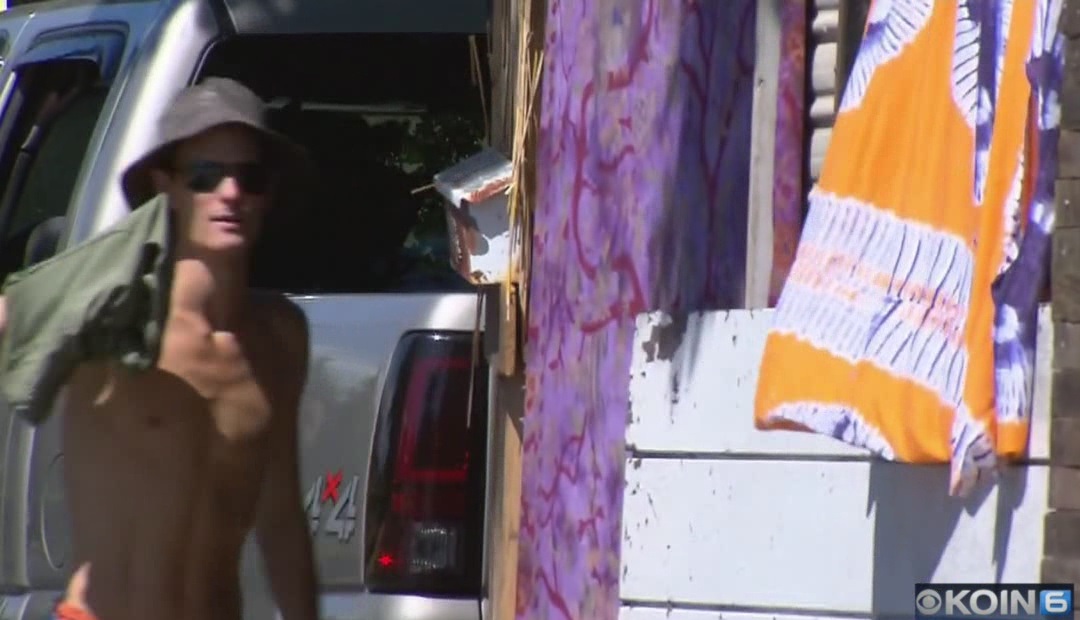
[{"left": 640, "top": 312, "right": 689, "bottom": 362}]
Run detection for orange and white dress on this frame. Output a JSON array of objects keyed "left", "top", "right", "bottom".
[{"left": 754, "top": 0, "right": 1063, "bottom": 495}]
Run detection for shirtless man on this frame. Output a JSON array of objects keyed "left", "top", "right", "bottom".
[{"left": 4, "top": 78, "right": 318, "bottom": 620}]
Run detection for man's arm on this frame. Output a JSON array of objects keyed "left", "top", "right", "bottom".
[{"left": 255, "top": 296, "right": 318, "bottom": 620}]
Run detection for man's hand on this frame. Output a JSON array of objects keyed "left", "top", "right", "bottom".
[
  {"left": 0, "top": 295, "right": 8, "bottom": 337},
  {"left": 255, "top": 296, "right": 318, "bottom": 620}
]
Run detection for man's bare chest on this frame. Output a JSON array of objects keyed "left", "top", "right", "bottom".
[{"left": 152, "top": 323, "right": 276, "bottom": 444}]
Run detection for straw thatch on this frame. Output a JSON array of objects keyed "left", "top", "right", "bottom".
[{"left": 505, "top": 18, "right": 543, "bottom": 328}]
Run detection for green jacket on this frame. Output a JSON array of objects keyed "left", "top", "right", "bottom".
[{"left": 0, "top": 195, "right": 173, "bottom": 424}]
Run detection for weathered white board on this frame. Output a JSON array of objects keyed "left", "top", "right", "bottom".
[
  {"left": 622, "top": 305, "right": 1052, "bottom": 618},
  {"left": 628, "top": 306, "right": 1052, "bottom": 460},
  {"left": 620, "top": 459, "right": 1048, "bottom": 616}
]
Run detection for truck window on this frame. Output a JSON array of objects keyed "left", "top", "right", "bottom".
[
  {"left": 197, "top": 33, "right": 488, "bottom": 294},
  {"left": 0, "top": 59, "right": 111, "bottom": 281}
]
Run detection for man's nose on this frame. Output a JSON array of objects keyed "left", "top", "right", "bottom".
[{"left": 216, "top": 174, "right": 243, "bottom": 199}]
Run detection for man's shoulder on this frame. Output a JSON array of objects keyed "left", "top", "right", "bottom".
[
  {"left": 248, "top": 291, "right": 309, "bottom": 418},
  {"left": 250, "top": 290, "right": 306, "bottom": 328},
  {"left": 250, "top": 290, "right": 309, "bottom": 361}
]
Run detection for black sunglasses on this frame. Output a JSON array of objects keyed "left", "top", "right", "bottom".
[{"left": 177, "top": 160, "right": 271, "bottom": 195}]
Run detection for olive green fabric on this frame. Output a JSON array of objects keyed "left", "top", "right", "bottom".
[{"left": 0, "top": 195, "right": 173, "bottom": 424}]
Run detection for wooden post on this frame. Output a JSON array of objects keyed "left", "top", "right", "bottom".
[
  {"left": 483, "top": 362, "right": 525, "bottom": 620},
  {"left": 743, "top": 0, "right": 781, "bottom": 309},
  {"left": 488, "top": 0, "right": 519, "bottom": 154},
  {"left": 1042, "top": 0, "right": 1080, "bottom": 586},
  {"left": 483, "top": 0, "right": 545, "bottom": 618}
]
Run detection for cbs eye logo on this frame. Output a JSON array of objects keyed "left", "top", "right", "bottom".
[{"left": 916, "top": 589, "right": 943, "bottom": 615}]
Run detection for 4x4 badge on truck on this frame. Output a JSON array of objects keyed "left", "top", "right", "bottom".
[{"left": 303, "top": 470, "right": 359, "bottom": 542}]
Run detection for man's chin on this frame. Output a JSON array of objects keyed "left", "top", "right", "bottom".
[{"left": 202, "top": 235, "right": 251, "bottom": 254}]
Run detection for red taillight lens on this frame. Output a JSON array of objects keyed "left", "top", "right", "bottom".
[{"left": 365, "top": 331, "right": 487, "bottom": 595}]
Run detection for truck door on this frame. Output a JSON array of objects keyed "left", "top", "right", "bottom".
[{"left": 0, "top": 3, "right": 158, "bottom": 617}]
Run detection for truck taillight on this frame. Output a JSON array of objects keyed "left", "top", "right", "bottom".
[{"left": 365, "top": 331, "right": 488, "bottom": 595}]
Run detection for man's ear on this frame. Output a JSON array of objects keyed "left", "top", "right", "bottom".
[{"left": 150, "top": 169, "right": 171, "bottom": 194}]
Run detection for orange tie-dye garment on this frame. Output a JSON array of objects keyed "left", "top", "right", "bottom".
[{"left": 754, "top": 0, "right": 1060, "bottom": 496}]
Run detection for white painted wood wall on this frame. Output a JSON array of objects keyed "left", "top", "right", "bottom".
[
  {"left": 617, "top": 306, "right": 1052, "bottom": 620},
  {"left": 619, "top": 2, "right": 1051, "bottom": 618}
]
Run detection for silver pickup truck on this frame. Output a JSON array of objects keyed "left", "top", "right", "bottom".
[{"left": 0, "top": 1, "right": 492, "bottom": 618}]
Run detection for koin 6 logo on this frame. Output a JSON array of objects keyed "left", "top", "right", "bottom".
[
  {"left": 1042, "top": 590, "right": 1072, "bottom": 615},
  {"left": 915, "top": 589, "right": 943, "bottom": 615},
  {"left": 303, "top": 470, "right": 359, "bottom": 542},
  {"left": 915, "top": 585, "right": 1072, "bottom": 617}
]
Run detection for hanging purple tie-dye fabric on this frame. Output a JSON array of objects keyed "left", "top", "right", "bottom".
[
  {"left": 517, "top": 0, "right": 756, "bottom": 618},
  {"left": 991, "top": 0, "right": 1063, "bottom": 433}
]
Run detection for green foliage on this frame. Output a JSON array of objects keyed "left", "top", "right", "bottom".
[{"left": 363, "top": 107, "right": 486, "bottom": 276}]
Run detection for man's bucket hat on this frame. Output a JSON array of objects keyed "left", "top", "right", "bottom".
[{"left": 120, "top": 77, "right": 311, "bottom": 207}]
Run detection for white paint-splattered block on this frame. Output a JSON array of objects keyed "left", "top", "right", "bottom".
[
  {"left": 619, "top": 458, "right": 1047, "bottom": 616},
  {"left": 433, "top": 147, "right": 514, "bottom": 284},
  {"left": 628, "top": 306, "right": 1052, "bottom": 460}
]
